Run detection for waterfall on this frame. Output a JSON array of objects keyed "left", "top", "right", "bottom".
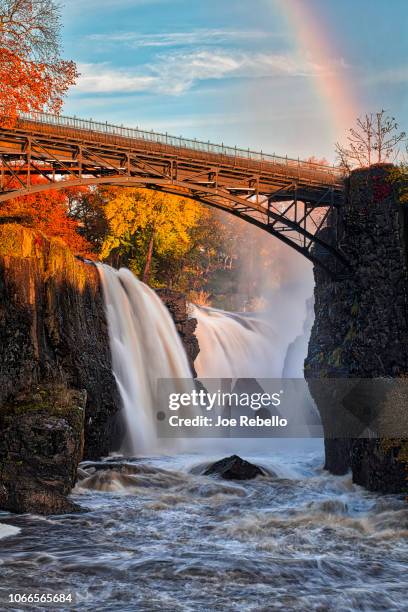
[
  {"left": 97, "top": 264, "right": 193, "bottom": 455},
  {"left": 98, "top": 263, "right": 317, "bottom": 455},
  {"left": 191, "top": 305, "right": 287, "bottom": 378},
  {"left": 190, "top": 302, "right": 321, "bottom": 444}
]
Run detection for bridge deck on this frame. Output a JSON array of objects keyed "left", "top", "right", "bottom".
[{"left": 0, "top": 113, "right": 344, "bottom": 196}]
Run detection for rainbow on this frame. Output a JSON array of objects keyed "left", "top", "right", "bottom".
[{"left": 276, "top": 0, "right": 360, "bottom": 138}]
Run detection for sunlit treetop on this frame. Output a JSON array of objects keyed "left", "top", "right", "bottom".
[{"left": 0, "top": 0, "right": 78, "bottom": 124}]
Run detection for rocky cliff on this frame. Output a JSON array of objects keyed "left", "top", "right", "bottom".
[
  {"left": 0, "top": 224, "right": 199, "bottom": 513},
  {"left": 0, "top": 224, "right": 122, "bottom": 513},
  {"left": 0, "top": 224, "right": 121, "bottom": 460},
  {"left": 0, "top": 385, "right": 85, "bottom": 514},
  {"left": 156, "top": 288, "right": 199, "bottom": 376},
  {"left": 305, "top": 165, "right": 408, "bottom": 493}
]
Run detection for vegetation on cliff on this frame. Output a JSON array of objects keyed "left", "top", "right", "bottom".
[
  {"left": 0, "top": 178, "right": 94, "bottom": 257},
  {"left": 389, "top": 163, "right": 408, "bottom": 205}
]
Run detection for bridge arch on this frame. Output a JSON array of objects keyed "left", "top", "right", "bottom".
[{"left": 0, "top": 113, "right": 349, "bottom": 277}]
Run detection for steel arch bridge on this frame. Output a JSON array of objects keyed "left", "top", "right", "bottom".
[{"left": 0, "top": 113, "right": 348, "bottom": 277}]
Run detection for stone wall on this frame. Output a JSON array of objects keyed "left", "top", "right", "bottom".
[{"left": 305, "top": 165, "right": 408, "bottom": 493}]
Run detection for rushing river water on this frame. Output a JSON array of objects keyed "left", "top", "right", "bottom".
[
  {"left": 0, "top": 447, "right": 407, "bottom": 611},
  {"left": 0, "top": 268, "right": 407, "bottom": 610}
]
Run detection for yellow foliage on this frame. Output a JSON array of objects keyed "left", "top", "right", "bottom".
[
  {"left": 388, "top": 165, "right": 408, "bottom": 205},
  {"left": 100, "top": 188, "right": 201, "bottom": 261}
]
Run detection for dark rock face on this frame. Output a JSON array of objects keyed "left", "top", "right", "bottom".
[
  {"left": 305, "top": 165, "right": 408, "bottom": 493},
  {"left": 0, "top": 386, "right": 85, "bottom": 514},
  {"left": 0, "top": 224, "right": 121, "bottom": 460},
  {"left": 203, "top": 455, "right": 266, "bottom": 480},
  {"left": 156, "top": 288, "right": 199, "bottom": 376},
  {"left": 350, "top": 439, "right": 407, "bottom": 494},
  {"left": 323, "top": 439, "right": 352, "bottom": 476}
]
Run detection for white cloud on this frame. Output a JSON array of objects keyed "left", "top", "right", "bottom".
[
  {"left": 75, "top": 63, "right": 158, "bottom": 93},
  {"left": 75, "top": 50, "right": 322, "bottom": 96},
  {"left": 87, "top": 29, "right": 270, "bottom": 48}
]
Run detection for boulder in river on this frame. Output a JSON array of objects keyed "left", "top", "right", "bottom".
[{"left": 203, "top": 455, "right": 266, "bottom": 480}]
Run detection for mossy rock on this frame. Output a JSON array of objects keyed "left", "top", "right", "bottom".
[
  {"left": 0, "top": 224, "right": 37, "bottom": 258},
  {"left": 0, "top": 384, "right": 86, "bottom": 514},
  {"left": 0, "top": 384, "right": 86, "bottom": 432}
]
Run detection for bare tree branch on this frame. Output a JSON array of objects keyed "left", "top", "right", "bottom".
[
  {"left": 335, "top": 110, "right": 406, "bottom": 169},
  {"left": 0, "top": 0, "right": 61, "bottom": 61}
]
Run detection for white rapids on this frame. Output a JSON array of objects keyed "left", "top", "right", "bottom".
[{"left": 0, "top": 523, "right": 21, "bottom": 540}]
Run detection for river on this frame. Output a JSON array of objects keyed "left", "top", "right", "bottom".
[
  {"left": 0, "top": 446, "right": 407, "bottom": 611},
  {"left": 0, "top": 265, "right": 406, "bottom": 611}
]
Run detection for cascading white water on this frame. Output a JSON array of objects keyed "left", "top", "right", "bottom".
[
  {"left": 191, "top": 305, "right": 291, "bottom": 378},
  {"left": 97, "top": 264, "right": 193, "bottom": 455},
  {"left": 98, "top": 262, "right": 317, "bottom": 454},
  {"left": 190, "top": 302, "right": 320, "bottom": 444}
]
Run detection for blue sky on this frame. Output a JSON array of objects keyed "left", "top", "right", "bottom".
[{"left": 60, "top": 0, "right": 408, "bottom": 162}]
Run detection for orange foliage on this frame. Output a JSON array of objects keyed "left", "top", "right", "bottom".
[
  {"left": 0, "top": 0, "right": 77, "bottom": 125},
  {"left": 1, "top": 178, "right": 94, "bottom": 258},
  {"left": 0, "top": 48, "right": 77, "bottom": 125}
]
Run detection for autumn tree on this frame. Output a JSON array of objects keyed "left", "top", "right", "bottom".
[
  {"left": 68, "top": 184, "right": 226, "bottom": 290},
  {"left": 0, "top": 0, "right": 77, "bottom": 123},
  {"left": 335, "top": 110, "right": 406, "bottom": 170},
  {"left": 100, "top": 188, "right": 203, "bottom": 284},
  {"left": 155, "top": 204, "right": 228, "bottom": 292},
  {"left": 66, "top": 186, "right": 109, "bottom": 254},
  {"left": 1, "top": 177, "right": 94, "bottom": 256}
]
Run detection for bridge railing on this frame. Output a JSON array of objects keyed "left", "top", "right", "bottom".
[{"left": 19, "top": 111, "right": 345, "bottom": 182}]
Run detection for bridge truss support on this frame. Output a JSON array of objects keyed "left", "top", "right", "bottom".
[{"left": 0, "top": 116, "right": 349, "bottom": 277}]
